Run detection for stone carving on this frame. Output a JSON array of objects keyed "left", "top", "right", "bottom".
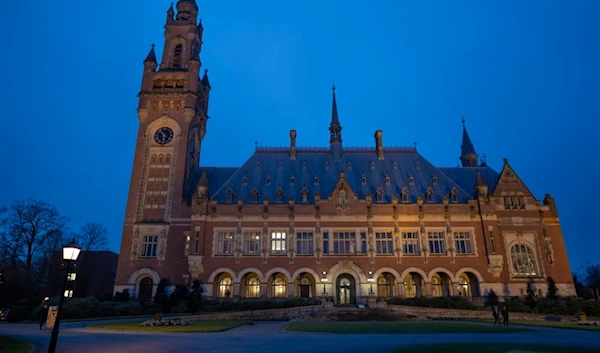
[
  {"left": 337, "top": 187, "right": 349, "bottom": 210},
  {"left": 487, "top": 254, "right": 504, "bottom": 278},
  {"left": 187, "top": 255, "right": 204, "bottom": 278},
  {"left": 261, "top": 222, "right": 269, "bottom": 264},
  {"left": 544, "top": 235, "right": 555, "bottom": 265},
  {"left": 130, "top": 228, "right": 140, "bottom": 265}
]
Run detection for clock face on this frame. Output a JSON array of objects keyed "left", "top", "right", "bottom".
[{"left": 154, "top": 127, "right": 174, "bottom": 145}]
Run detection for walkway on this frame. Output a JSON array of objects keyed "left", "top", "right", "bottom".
[{"left": 1, "top": 320, "right": 599, "bottom": 353}]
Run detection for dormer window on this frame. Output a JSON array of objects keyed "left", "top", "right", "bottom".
[
  {"left": 266, "top": 177, "right": 271, "bottom": 185},
  {"left": 301, "top": 188, "right": 308, "bottom": 203},
  {"left": 256, "top": 162, "right": 261, "bottom": 169},
  {"left": 385, "top": 177, "right": 391, "bottom": 185},
  {"left": 226, "top": 188, "right": 234, "bottom": 204},
  {"left": 370, "top": 162, "right": 375, "bottom": 169},
  {"left": 432, "top": 177, "right": 438, "bottom": 185},
  {"left": 275, "top": 188, "right": 284, "bottom": 203},
  {"left": 347, "top": 162, "right": 352, "bottom": 169},
  {"left": 314, "top": 177, "right": 319, "bottom": 185},
  {"left": 415, "top": 162, "right": 420, "bottom": 169},
  {"left": 409, "top": 176, "right": 414, "bottom": 185},
  {"left": 376, "top": 188, "right": 384, "bottom": 203},
  {"left": 393, "top": 162, "right": 398, "bottom": 170},
  {"left": 401, "top": 188, "right": 409, "bottom": 203},
  {"left": 325, "top": 162, "right": 329, "bottom": 169},
  {"left": 279, "top": 161, "right": 283, "bottom": 169},
  {"left": 290, "top": 176, "right": 295, "bottom": 185},
  {"left": 242, "top": 177, "right": 248, "bottom": 185},
  {"left": 426, "top": 188, "right": 433, "bottom": 203},
  {"left": 450, "top": 188, "right": 458, "bottom": 203},
  {"left": 302, "top": 162, "right": 307, "bottom": 169},
  {"left": 361, "top": 177, "right": 367, "bottom": 185},
  {"left": 251, "top": 188, "right": 258, "bottom": 203}
]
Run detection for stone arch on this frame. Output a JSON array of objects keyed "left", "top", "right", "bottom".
[
  {"left": 373, "top": 267, "right": 402, "bottom": 283},
  {"left": 399, "top": 267, "right": 428, "bottom": 282},
  {"left": 326, "top": 260, "right": 368, "bottom": 284},
  {"left": 264, "top": 267, "right": 292, "bottom": 282},
  {"left": 127, "top": 267, "right": 160, "bottom": 285},
  {"left": 455, "top": 267, "right": 485, "bottom": 283},
  {"left": 427, "top": 267, "right": 457, "bottom": 282},
  {"left": 207, "top": 267, "right": 236, "bottom": 283},
  {"left": 144, "top": 114, "right": 183, "bottom": 139},
  {"left": 291, "top": 267, "right": 320, "bottom": 283},
  {"left": 235, "top": 267, "right": 265, "bottom": 283}
]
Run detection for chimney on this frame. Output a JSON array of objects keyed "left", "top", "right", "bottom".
[
  {"left": 290, "top": 130, "right": 297, "bottom": 160},
  {"left": 375, "top": 130, "right": 384, "bottom": 160}
]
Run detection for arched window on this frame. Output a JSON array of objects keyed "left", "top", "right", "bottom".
[
  {"left": 457, "top": 275, "right": 470, "bottom": 297},
  {"left": 385, "top": 177, "right": 391, "bottom": 185},
  {"left": 272, "top": 276, "right": 287, "bottom": 298},
  {"left": 250, "top": 189, "right": 258, "bottom": 203},
  {"left": 290, "top": 176, "right": 295, "bottom": 185},
  {"left": 266, "top": 177, "right": 271, "bottom": 185},
  {"left": 401, "top": 188, "right": 409, "bottom": 203},
  {"left": 158, "top": 154, "right": 164, "bottom": 164},
  {"left": 138, "top": 277, "right": 153, "bottom": 301},
  {"left": 219, "top": 276, "right": 233, "bottom": 298},
  {"left": 301, "top": 188, "right": 308, "bottom": 203},
  {"left": 299, "top": 277, "right": 312, "bottom": 298},
  {"left": 226, "top": 188, "right": 234, "bottom": 204},
  {"left": 361, "top": 177, "right": 367, "bottom": 185},
  {"left": 172, "top": 44, "right": 183, "bottom": 67},
  {"left": 376, "top": 188, "right": 384, "bottom": 203},
  {"left": 151, "top": 154, "right": 157, "bottom": 164},
  {"left": 432, "top": 176, "right": 438, "bottom": 185},
  {"left": 275, "top": 188, "right": 284, "bottom": 203},
  {"left": 165, "top": 154, "right": 171, "bottom": 164},
  {"left": 408, "top": 176, "right": 414, "bottom": 185},
  {"left": 511, "top": 244, "right": 538, "bottom": 276},
  {"left": 450, "top": 188, "right": 458, "bottom": 203},
  {"left": 377, "top": 274, "right": 393, "bottom": 298},
  {"left": 165, "top": 77, "right": 174, "bottom": 88},
  {"left": 153, "top": 78, "right": 164, "bottom": 88},
  {"left": 431, "top": 275, "right": 443, "bottom": 297},
  {"left": 404, "top": 274, "right": 417, "bottom": 298},
  {"left": 426, "top": 188, "right": 433, "bottom": 203},
  {"left": 314, "top": 177, "right": 319, "bottom": 185},
  {"left": 176, "top": 78, "right": 185, "bottom": 88},
  {"left": 245, "top": 276, "right": 260, "bottom": 298}
]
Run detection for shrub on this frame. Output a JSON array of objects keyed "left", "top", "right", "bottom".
[
  {"left": 583, "top": 287, "right": 595, "bottom": 300},
  {"left": 485, "top": 289, "right": 499, "bottom": 306},
  {"left": 154, "top": 279, "right": 171, "bottom": 313},
  {"left": 386, "top": 296, "right": 477, "bottom": 310},
  {"left": 546, "top": 276, "right": 559, "bottom": 300},
  {"left": 112, "top": 301, "right": 144, "bottom": 316},
  {"left": 113, "top": 289, "right": 131, "bottom": 302},
  {"left": 141, "top": 300, "right": 161, "bottom": 315},
  {"left": 170, "top": 304, "right": 188, "bottom": 314},
  {"left": 525, "top": 282, "right": 536, "bottom": 309},
  {"left": 7, "top": 305, "right": 33, "bottom": 322}
]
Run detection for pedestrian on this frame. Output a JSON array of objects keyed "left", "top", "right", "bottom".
[
  {"left": 501, "top": 305, "right": 509, "bottom": 326},
  {"left": 38, "top": 298, "right": 49, "bottom": 330},
  {"left": 492, "top": 305, "right": 500, "bottom": 326}
]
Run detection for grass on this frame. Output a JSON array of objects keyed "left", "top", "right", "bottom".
[
  {"left": 285, "top": 321, "right": 530, "bottom": 334},
  {"left": 393, "top": 343, "right": 600, "bottom": 353},
  {"left": 473, "top": 319, "right": 600, "bottom": 331},
  {"left": 88, "top": 320, "right": 251, "bottom": 332},
  {"left": 0, "top": 336, "right": 34, "bottom": 353}
]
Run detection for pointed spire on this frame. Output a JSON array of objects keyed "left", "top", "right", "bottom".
[
  {"left": 475, "top": 170, "right": 487, "bottom": 187},
  {"left": 474, "top": 169, "right": 489, "bottom": 197},
  {"left": 201, "top": 68, "right": 211, "bottom": 87},
  {"left": 199, "top": 169, "right": 208, "bottom": 187},
  {"left": 329, "top": 84, "right": 342, "bottom": 160},
  {"left": 144, "top": 44, "right": 157, "bottom": 64},
  {"left": 460, "top": 117, "right": 479, "bottom": 167}
]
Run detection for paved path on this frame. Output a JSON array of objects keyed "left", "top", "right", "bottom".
[{"left": 2, "top": 320, "right": 599, "bottom": 353}]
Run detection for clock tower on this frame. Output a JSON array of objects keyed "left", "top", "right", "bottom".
[{"left": 117, "top": 0, "right": 210, "bottom": 275}]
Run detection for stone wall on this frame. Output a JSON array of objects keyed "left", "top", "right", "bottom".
[{"left": 177, "top": 305, "right": 323, "bottom": 321}]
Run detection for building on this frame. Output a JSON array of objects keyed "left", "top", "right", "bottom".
[
  {"left": 114, "top": 0, "right": 575, "bottom": 304},
  {"left": 47, "top": 251, "right": 118, "bottom": 299}
]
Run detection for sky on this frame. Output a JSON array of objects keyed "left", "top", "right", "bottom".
[{"left": 1, "top": 0, "right": 598, "bottom": 271}]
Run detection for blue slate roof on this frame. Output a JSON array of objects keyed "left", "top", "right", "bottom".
[
  {"left": 202, "top": 147, "right": 485, "bottom": 205},
  {"left": 438, "top": 166, "right": 500, "bottom": 196}
]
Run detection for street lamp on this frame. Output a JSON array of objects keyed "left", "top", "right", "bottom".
[
  {"left": 368, "top": 271, "right": 375, "bottom": 296},
  {"left": 321, "top": 271, "right": 328, "bottom": 297},
  {"left": 47, "top": 240, "right": 81, "bottom": 353}
]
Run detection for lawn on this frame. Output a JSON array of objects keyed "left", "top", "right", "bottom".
[
  {"left": 473, "top": 319, "right": 600, "bottom": 331},
  {"left": 285, "top": 321, "right": 530, "bottom": 334},
  {"left": 88, "top": 320, "right": 251, "bottom": 332},
  {"left": 0, "top": 336, "right": 34, "bottom": 353},
  {"left": 394, "top": 343, "right": 600, "bottom": 353}
]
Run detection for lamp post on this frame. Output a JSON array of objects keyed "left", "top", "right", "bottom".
[
  {"left": 368, "top": 271, "right": 375, "bottom": 296},
  {"left": 47, "top": 240, "right": 81, "bottom": 353},
  {"left": 321, "top": 271, "right": 328, "bottom": 297}
]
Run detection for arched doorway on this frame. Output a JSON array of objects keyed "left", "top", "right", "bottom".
[
  {"left": 458, "top": 272, "right": 481, "bottom": 297},
  {"left": 297, "top": 273, "right": 315, "bottom": 298},
  {"left": 139, "top": 277, "right": 153, "bottom": 301},
  {"left": 431, "top": 272, "right": 452, "bottom": 297},
  {"left": 336, "top": 274, "right": 356, "bottom": 305},
  {"left": 216, "top": 273, "right": 233, "bottom": 298},
  {"left": 377, "top": 273, "right": 395, "bottom": 298},
  {"left": 403, "top": 273, "right": 425, "bottom": 298}
]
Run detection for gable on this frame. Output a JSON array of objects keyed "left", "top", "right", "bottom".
[{"left": 491, "top": 159, "right": 535, "bottom": 197}]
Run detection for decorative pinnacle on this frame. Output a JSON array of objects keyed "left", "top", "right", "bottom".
[
  {"left": 461, "top": 116, "right": 466, "bottom": 126},
  {"left": 332, "top": 82, "right": 335, "bottom": 92}
]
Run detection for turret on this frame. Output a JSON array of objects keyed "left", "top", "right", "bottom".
[
  {"left": 329, "top": 85, "right": 343, "bottom": 160},
  {"left": 460, "top": 117, "right": 479, "bottom": 167}
]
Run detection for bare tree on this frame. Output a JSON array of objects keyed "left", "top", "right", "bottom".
[
  {"left": 0, "top": 198, "right": 67, "bottom": 296},
  {"left": 74, "top": 222, "right": 109, "bottom": 251}
]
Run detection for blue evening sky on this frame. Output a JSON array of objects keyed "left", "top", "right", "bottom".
[{"left": 1, "top": 1, "right": 598, "bottom": 271}]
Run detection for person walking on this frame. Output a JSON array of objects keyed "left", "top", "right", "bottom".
[
  {"left": 38, "top": 298, "right": 49, "bottom": 330},
  {"left": 492, "top": 305, "right": 501, "bottom": 326},
  {"left": 501, "top": 305, "right": 509, "bottom": 326}
]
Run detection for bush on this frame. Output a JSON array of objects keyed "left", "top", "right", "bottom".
[
  {"left": 485, "top": 289, "right": 499, "bottom": 306},
  {"left": 583, "top": 287, "right": 595, "bottom": 300},
  {"left": 7, "top": 305, "right": 33, "bottom": 322},
  {"left": 154, "top": 279, "right": 171, "bottom": 313},
  {"left": 112, "top": 301, "right": 144, "bottom": 316},
  {"left": 141, "top": 301, "right": 161, "bottom": 315},
  {"left": 113, "top": 289, "right": 131, "bottom": 302},
  {"left": 170, "top": 304, "right": 188, "bottom": 314},
  {"left": 546, "top": 276, "right": 559, "bottom": 300},
  {"left": 386, "top": 296, "right": 478, "bottom": 310}
]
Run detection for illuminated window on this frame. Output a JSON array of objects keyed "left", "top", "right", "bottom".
[
  {"left": 245, "top": 276, "right": 260, "bottom": 298},
  {"left": 270, "top": 231, "right": 286, "bottom": 254},
  {"left": 377, "top": 274, "right": 393, "bottom": 298},
  {"left": 404, "top": 275, "right": 417, "bottom": 298},
  {"left": 457, "top": 275, "right": 470, "bottom": 297},
  {"left": 216, "top": 231, "right": 234, "bottom": 255},
  {"left": 67, "top": 273, "right": 77, "bottom": 281},
  {"left": 510, "top": 244, "right": 537, "bottom": 276},
  {"left": 272, "top": 276, "right": 287, "bottom": 298},
  {"left": 431, "top": 275, "right": 443, "bottom": 297},
  {"left": 64, "top": 290, "right": 73, "bottom": 298},
  {"left": 219, "top": 276, "right": 232, "bottom": 298}
]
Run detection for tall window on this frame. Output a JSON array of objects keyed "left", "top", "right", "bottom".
[
  {"left": 431, "top": 275, "right": 443, "bottom": 297},
  {"left": 272, "top": 276, "right": 287, "bottom": 298},
  {"left": 270, "top": 231, "right": 286, "bottom": 254},
  {"left": 358, "top": 232, "right": 367, "bottom": 254},
  {"left": 375, "top": 232, "right": 393, "bottom": 254},
  {"left": 226, "top": 189, "right": 234, "bottom": 203},
  {"left": 323, "top": 232, "right": 329, "bottom": 254},
  {"left": 401, "top": 188, "right": 409, "bottom": 203},
  {"left": 172, "top": 44, "right": 183, "bottom": 67},
  {"left": 219, "top": 276, "right": 232, "bottom": 298},
  {"left": 454, "top": 231, "right": 473, "bottom": 254},
  {"left": 402, "top": 232, "right": 420, "bottom": 255},
  {"left": 504, "top": 195, "right": 525, "bottom": 210},
  {"left": 245, "top": 276, "right": 260, "bottom": 298},
  {"left": 301, "top": 188, "right": 308, "bottom": 203},
  {"left": 450, "top": 189, "right": 458, "bottom": 203},
  {"left": 296, "top": 232, "right": 314, "bottom": 255},
  {"left": 510, "top": 244, "right": 537, "bottom": 276},
  {"left": 377, "top": 275, "right": 393, "bottom": 298},
  {"left": 428, "top": 231, "right": 446, "bottom": 254},
  {"left": 426, "top": 189, "right": 434, "bottom": 203},
  {"left": 457, "top": 275, "right": 470, "bottom": 297},
  {"left": 216, "top": 231, "right": 234, "bottom": 255},
  {"left": 276, "top": 188, "right": 283, "bottom": 203},
  {"left": 141, "top": 235, "right": 158, "bottom": 257},
  {"left": 376, "top": 188, "right": 384, "bottom": 203},
  {"left": 333, "top": 232, "right": 354, "bottom": 254},
  {"left": 250, "top": 189, "right": 258, "bottom": 203},
  {"left": 243, "top": 231, "right": 261, "bottom": 255}
]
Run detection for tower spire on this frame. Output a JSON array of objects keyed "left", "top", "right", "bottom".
[
  {"left": 329, "top": 84, "right": 342, "bottom": 160},
  {"left": 460, "top": 117, "right": 479, "bottom": 167},
  {"left": 144, "top": 44, "right": 157, "bottom": 64}
]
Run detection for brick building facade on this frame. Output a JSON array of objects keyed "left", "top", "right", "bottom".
[{"left": 114, "top": 0, "right": 575, "bottom": 304}]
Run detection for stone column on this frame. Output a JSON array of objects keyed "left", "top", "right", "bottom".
[
  {"left": 260, "top": 283, "right": 268, "bottom": 299},
  {"left": 288, "top": 283, "right": 295, "bottom": 297},
  {"left": 425, "top": 282, "right": 433, "bottom": 298},
  {"left": 397, "top": 283, "right": 405, "bottom": 298}
]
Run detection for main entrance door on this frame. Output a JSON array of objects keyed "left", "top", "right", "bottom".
[
  {"left": 336, "top": 274, "right": 356, "bottom": 305},
  {"left": 139, "top": 277, "right": 153, "bottom": 301}
]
